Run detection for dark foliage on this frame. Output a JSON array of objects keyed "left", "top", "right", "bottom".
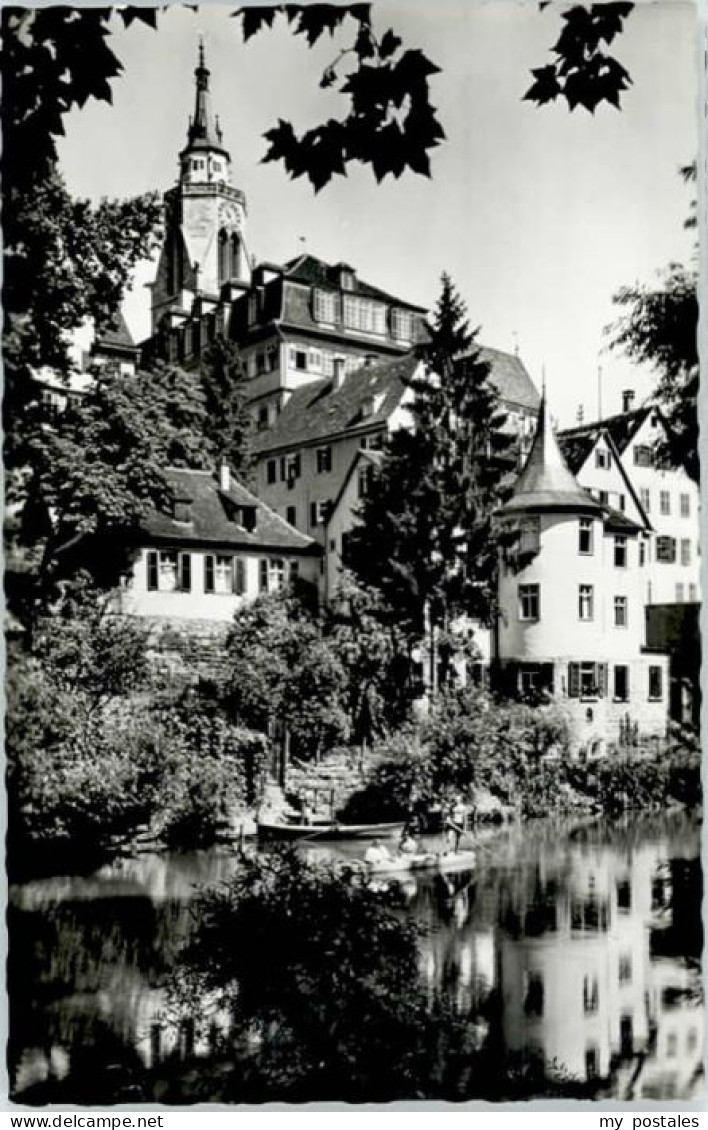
[
  {"left": 348, "top": 275, "right": 513, "bottom": 647},
  {"left": 609, "top": 264, "right": 698, "bottom": 482},
  {"left": 236, "top": 4, "right": 445, "bottom": 189},
  {"left": 198, "top": 336, "right": 255, "bottom": 483},
  {"left": 526, "top": 4, "right": 634, "bottom": 112},
  {"left": 168, "top": 849, "right": 478, "bottom": 1101},
  {"left": 12, "top": 364, "right": 208, "bottom": 619}
]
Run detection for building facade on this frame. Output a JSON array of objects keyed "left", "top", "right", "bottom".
[
  {"left": 117, "top": 466, "right": 321, "bottom": 627},
  {"left": 494, "top": 394, "right": 669, "bottom": 752},
  {"left": 560, "top": 401, "right": 700, "bottom": 606}
]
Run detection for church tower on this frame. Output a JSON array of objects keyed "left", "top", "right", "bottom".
[{"left": 150, "top": 43, "right": 250, "bottom": 332}]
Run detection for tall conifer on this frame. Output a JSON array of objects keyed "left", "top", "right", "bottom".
[{"left": 348, "top": 274, "right": 513, "bottom": 670}]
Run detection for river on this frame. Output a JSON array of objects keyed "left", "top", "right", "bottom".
[{"left": 9, "top": 811, "right": 702, "bottom": 1103}]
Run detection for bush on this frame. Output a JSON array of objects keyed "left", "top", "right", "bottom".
[{"left": 337, "top": 732, "right": 430, "bottom": 823}]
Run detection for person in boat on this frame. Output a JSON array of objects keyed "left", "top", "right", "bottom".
[
  {"left": 445, "top": 795, "right": 468, "bottom": 853},
  {"left": 364, "top": 839, "right": 391, "bottom": 867},
  {"left": 399, "top": 829, "right": 419, "bottom": 856},
  {"left": 300, "top": 794, "right": 314, "bottom": 826}
]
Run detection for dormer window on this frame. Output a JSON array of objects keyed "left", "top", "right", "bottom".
[
  {"left": 343, "top": 295, "right": 386, "bottom": 335},
  {"left": 173, "top": 499, "right": 193, "bottom": 523},
  {"left": 238, "top": 506, "right": 257, "bottom": 533},
  {"left": 313, "top": 289, "right": 339, "bottom": 324},
  {"left": 391, "top": 308, "right": 413, "bottom": 343},
  {"left": 339, "top": 267, "right": 356, "bottom": 290}
]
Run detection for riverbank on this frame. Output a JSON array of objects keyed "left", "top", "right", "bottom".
[{"left": 9, "top": 727, "right": 701, "bottom": 884}]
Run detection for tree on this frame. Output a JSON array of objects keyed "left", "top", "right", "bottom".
[
  {"left": 13, "top": 363, "right": 209, "bottom": 617},
  {"left": 608, "top": 167, "right": 698, "bottom": 482},
  {"left": 198, "top": 336, "right": 254, "bottom": 482},
  {"left": 168, "top": 849, "right": 477, "bottom": 1101},
  {"left": 223, "top": 592, "right": 350, "bottom": 760},
  {"left": 3, "top": 168, "right": 163, "bottom": 471},
  {"left": 327, "top": 573, "right": 417, "bottom": 744},
  {"left": 348, "top": 275, "right": 512, "bottom": 675},
  {"left": 610, "top": 266, "right": 698, "bottom": 481}
]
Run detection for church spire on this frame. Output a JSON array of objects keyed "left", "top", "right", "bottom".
[{"left": 183, "top": 40, "right": 227, "bottom": 155}]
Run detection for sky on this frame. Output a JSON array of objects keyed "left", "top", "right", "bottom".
[{"left": 56, "top": 1, "right": 698, "bottom": 427}]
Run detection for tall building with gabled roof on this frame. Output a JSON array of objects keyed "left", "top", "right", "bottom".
[
  {"left": 494, "top": 392, "right": 669, "bottom": 753},
  {"left": 559, "top": 402, "right": 700, "bottom": 607}
]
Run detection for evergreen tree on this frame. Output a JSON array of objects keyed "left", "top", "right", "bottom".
[
  {"left": 348, "top": 274, "right": 513, "bottom": 676},
  {"left": 199, "top": 336, "right": 254, "bottom": 482}
]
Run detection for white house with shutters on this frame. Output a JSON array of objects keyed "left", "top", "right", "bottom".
[
  {"left": 559, "top": 400, "right": 700, "bottom": 607},
  {"left": 494, "top": 393, "right": 669, "bottom": 753},
  {"left": 116, "top": 466, "right": 321, "bottom": 626}
]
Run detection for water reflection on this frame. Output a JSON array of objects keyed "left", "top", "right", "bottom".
[{"left": 9, "top": 812, "right": 702, "bottom": 1102}]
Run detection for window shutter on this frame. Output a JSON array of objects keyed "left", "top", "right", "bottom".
[
  {"left": 235, "top": 557, "right": 246, "bottom": 595},
  {"left": 259, "top": 559, "right": 269, "bottom": 593},
  {"left": 310, "top": 502, "right": 317, "bottom": 527},
  {"left": 204, "top": 555, "right": 215, "bottom": 594},
  {"left": 147, "top": 551, "right": 159, "bottom": 591},
  {"left": 179, "top": 553, "right": 191, "bottom": 592},
  {"left": 597, "top": 663, "right": 607, "bottom": 698},
  {"left": 568, "top": 663, "right": 580, "bottom": 698}
]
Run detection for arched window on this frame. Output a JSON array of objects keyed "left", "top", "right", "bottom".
[
  {"left": 168, "top": 232, "right": 184, "bottom": 295},
  {"left": 233, "top": 234, "right": 241, "bottom": 278},
  {"left": 218, "top": 228, "right": 229, "bottom": 284}
]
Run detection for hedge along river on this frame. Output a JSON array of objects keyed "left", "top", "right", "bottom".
[{"left": 9, "top": 811, "right": 702, "bottom": 1103}]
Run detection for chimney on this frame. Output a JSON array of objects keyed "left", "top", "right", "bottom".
[
  {"left": 219, "top": 463, "right": 231, "bottom": 492},
  {"left": 332, "top": 357, "right": 345, "bottom": 390},
  {"left": 622, "top": 389, "right": 635, "bottom": 413}
]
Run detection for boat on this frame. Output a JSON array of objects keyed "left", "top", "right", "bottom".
[
  {"left": 362, "top": 850, "right": 477, "bottom": 876},
  {"left": 256, "top": 818, "right": 406, "bottom": 842}
]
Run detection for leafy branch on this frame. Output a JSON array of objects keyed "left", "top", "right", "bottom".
[
  {"left": 525, "top": 3, "right": 634, "bottom": 113},
  {"left": 232, "top": 4, "right": 445, "bottom": 190}
]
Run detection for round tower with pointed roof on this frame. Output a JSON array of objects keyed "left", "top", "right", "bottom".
[
  {"left": 150, "top": 43, "right": 250, "bottom": 332},
  {"left": 494, "top": 390, "right": 668, "bottom": 751}
]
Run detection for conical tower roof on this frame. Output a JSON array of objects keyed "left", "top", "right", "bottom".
[
  {"left": 181, "top": 42, "right": 228, "bottom": 157},
  {"left": 499, "top": 391, "right": 603, "bottom": 516}
]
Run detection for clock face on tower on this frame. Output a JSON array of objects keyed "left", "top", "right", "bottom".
[{"left": 218, "top": 201, "right": 243, "bottom": 231}]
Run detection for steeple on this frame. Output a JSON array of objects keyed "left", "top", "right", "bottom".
[
  {"left": 499, "top": 389, "right": 603, "bottom": 516},
  {"left": 182, "top": 40, "right": 228, "bottom": 158},
  {"left": 150, "top": 41, "right": 249, "bottom": 331}
]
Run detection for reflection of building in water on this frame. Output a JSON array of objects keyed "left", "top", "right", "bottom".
[
  {"left": 495, "top": 836, "right": 702, "bottom": 1097},
  {"left": 416, "top": 872, "right": 496, "bottom": 1022},
  {"left": 633, "top": 957, "right": 703, "bottom": 1100}
]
